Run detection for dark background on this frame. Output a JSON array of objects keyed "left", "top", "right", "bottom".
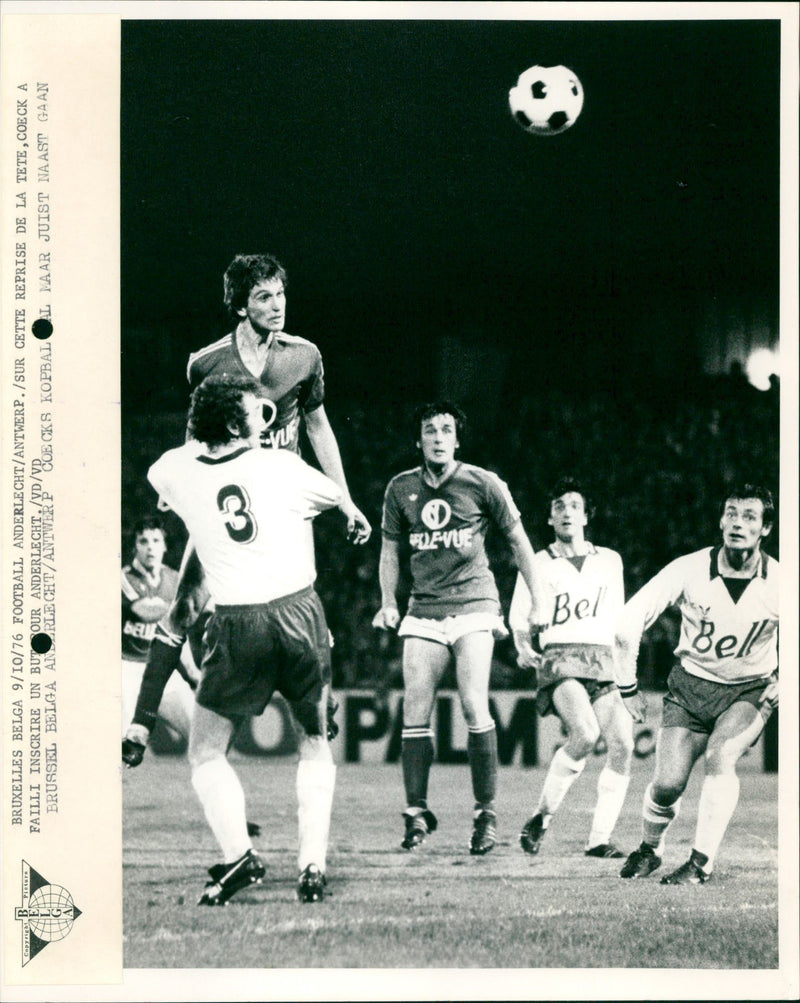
[{"left": 121, "top": 17, "right": 781, "bottom": 688}]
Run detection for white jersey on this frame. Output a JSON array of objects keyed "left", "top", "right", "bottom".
[
  {"left": 615, "top": 546, "right": 779, "bottom": 687},
  {"left": 148, "top": 443, "right": 341, "bottom": 605},
  {"left": 509, "top": 543, "right": 624, "bottom": 648}
]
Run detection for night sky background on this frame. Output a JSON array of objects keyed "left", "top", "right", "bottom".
[
  {"left": 122, "top": 17, "right": 780, "bottom": 406},
  {"left": 120, "top": 15, "right": 783, "bottom": 684}
]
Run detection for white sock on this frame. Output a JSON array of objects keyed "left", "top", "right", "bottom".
[
  {"left": 297, "top": 759, "right": 336, "bottom": 873},
  {"left": 641, "top": 783, "right": 681, "bottom": 855},
  {"left": 537, "top": 746, "right": 586, "bottom": 819},
  {"left": 693, "top": 774, "right": 740, "bottom": 872},
  {"left": 587, "top": 766, "right": 630, "bottom": 849},
  {"left": 191, "top": 757, "right": 251, "bottom": 863}
]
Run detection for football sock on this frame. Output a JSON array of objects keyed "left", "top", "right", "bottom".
[
  {"left": 641, "top": 783, "right": 682, "bottom": 854},
  {"left": 191, "top": 756, "right": 251, "bottom": 863},
  {"left": 468, "top": 723, "right": 498, "bottom": 811},
  {"left": 131, "top": 629, "right": 186, "bottom": 731},
  {"left": 537, "top": 746, "right": 586, "bottom": 818},
  {"left": 296, "top": 759, "right": 337, "bottom": 872},
  {"left": 587, "top": 766, "right": 630, "bottom": 848},
  {"left": 401, "top": 726, "right": 435, "bottom": 808},
  {"left": 693, "top": 773, "right": 740, "bottom": 871}
]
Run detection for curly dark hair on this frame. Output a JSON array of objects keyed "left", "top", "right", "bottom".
[
  {"left": 720, "top": 483, "right": 776, "bottom": 529},
  {"left": 547, "top": 476, "right": 595, "bottom": 520},
  {"left": 131, "top": 515, "right": 166, "bottom": 542},
  {"left": 414, "top": 400, "right": 467, "bottom": 445},
  {"left": 223, "top": 254, "right": 288, "bottom": 318},
  {"left": 188, "top": 375, "right": 263, "bottom": 448}
]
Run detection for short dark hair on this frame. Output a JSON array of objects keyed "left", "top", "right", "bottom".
[
  {"left": 548, "top": 476, "right": 594, "bottom": 520},
  {"left": 223, "top": 254, "right": 288, "bottom": 317},
  {"left": 188, "top": 375, "right": 263, "bottom": 448},
  {"left": 721, "top": 484, "right": 776, "bottom": 529},
  {"left": 132, "top": 516, "right": 166, "bottom": 540},
  {"left": 414, "top": 401, "right": 467, "bottom": 443}
]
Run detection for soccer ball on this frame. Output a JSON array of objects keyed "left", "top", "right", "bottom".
[{"left": 508, "top": 65, "right": 584, "bottom": 136}]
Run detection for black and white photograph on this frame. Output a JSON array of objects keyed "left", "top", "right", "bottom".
[{"left": 1, "top": 2, "right": 798, "bottom": 1001}]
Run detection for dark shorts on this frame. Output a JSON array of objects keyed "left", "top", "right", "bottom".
[
  {"left": 662, "top": 663, "right": 777, "bottom": 735},
  {"left": 536, "top": 678, "right": 618, "bottom": 718},
  {"left": 197, "top": 586, "right": 331, "bottom": 735},
  {"left": 536, "top": 644, "right": 617, "bottom": 717}
]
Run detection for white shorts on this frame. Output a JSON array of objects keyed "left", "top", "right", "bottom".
[
  {"left": 121, "top": 657, "right": 195, "bottom": 737},
  {"left": 399, "top": 612, "right": 507, "bottom": 647}
]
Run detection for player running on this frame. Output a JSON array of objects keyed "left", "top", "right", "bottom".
[
  {"left": 372, "top": 402, "right": 543, "bottom": 855},
  {"left": 148, "top": 374, "right": 342, "bottom": 904},
  {"left": 617, "top": 484, "right": 779, "bottom": 885},
  {"left": 508, "top": 478, "right": 633, "bottom": 859},
  {"left": 123, "top": 253, "right": 366, "bottom": 766}
]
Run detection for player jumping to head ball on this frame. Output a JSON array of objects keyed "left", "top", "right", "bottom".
[
  {"left": 148, "top": 375, "right": 342, "bottom": 904},
  {"left": 123, "top": 253, "right": 368, "bottom": 766},
  {"left": 617, "top": 484, "right": 779, "bottom": 884},
  {"left": 509, "top": 478, "right": 634, "bottom": 859},
  {"left": 373, "top": 402, "right": 544, "bottom": 855}
]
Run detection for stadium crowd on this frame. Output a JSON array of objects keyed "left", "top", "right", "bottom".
[{"left": 122, "top": 370, "right": 778, "bottom": 693}]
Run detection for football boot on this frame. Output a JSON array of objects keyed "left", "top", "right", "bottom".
[
  {"left": 519, "top": 813, "right": 548, "bottom": 855},
  {"left": 660, "top": 850, "right": 712, "bottom": 885},
  {"left": 619, "top": 841, "right": 662, "bottom": 879},
  {"left": 470, "top": 810, "right": 497, "bottom": 856},
  {"left": 197, "top": 849, "right": 265, "bottom": 906},
  {"left": 297, "top": 864, "right": 326, "bottom": 903},
  {"left": 401, "top": 808, "right": 438, "bottom": 850}
]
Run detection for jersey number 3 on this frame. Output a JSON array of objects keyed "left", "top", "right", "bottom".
[{"left": 217, "top": 484, "right": 257, "bottom": 543}]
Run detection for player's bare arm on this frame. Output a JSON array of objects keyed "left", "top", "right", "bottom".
[
  {"left": 373, "top": 536, "right": 401, "bottom": 630},
  {"left": 506, "top": 521, "right": 549, "bottom": 636},
  {"left": 304, "top": 404, "right": 371, "bottom": 544}
]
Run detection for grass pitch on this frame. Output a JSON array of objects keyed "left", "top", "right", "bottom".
[{"left": 123, "top": 752, "right": 778, "bottom": 970}]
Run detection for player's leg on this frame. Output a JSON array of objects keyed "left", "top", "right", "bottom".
[
  {"left": 620, "top": 724, "right": 705, "bottom": 878},
  {"left": 452, "top": 629, "right": 498, "bottom": 854},
  {"left": 189, "top": 703, "right": 263, "bottom": 905},
  {"left": 662, "top": 699, "right": 765, "bottom": 884},
  {"left": 586, "top": 688, "right": 634, "bottom": 857},
  {"left": 290, "top": 687, "right": 336, "bottom": 903},
  {"left": 121, "top": 658, "right": 146, "bottom": 736},
  {"left": 124, "top": 543, "right": 208, "bottom": 746},
  {"left": 520, "top": 679, "right": 598, "bottom": 855},
  {"left": 278, "top": 586, "right": 337, "bottom": 901},
  {"left": 157, "top": 667, "right": 197, "bottom": 739},
  {"left": 400, "top": 636, "right": 450, "bottom": 848}
]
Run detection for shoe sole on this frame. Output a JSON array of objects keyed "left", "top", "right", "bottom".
[{"left": 470, "top": 842, "right": 496, "bottom": 856}]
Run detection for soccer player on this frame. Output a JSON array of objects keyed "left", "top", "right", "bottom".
[
  {"left": 618, "top": 484, "right": 779, "bottom": 885},
  {"left": 508, "top": 478, "right": 633, "bottom": 859},
  {"left": 148, "top": 374, "right": 342, "bottom": 904},
  {"left": 372, "top": 402, "right": 543, "bottom": 855},
  {"left": 121, "top": 517, "right": 197, "bottom": 737},
  {"left": 123, "top": 253, "right": 365, "bottom": 765}
]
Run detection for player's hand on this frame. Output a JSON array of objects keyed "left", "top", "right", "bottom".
[
  {"left": 758, "top": 678, "right": 779, "bottom": 713},
  {"left": 122, "top": 737, "right": 146, "bottom": 768},
  {"left": 341, "top": 500, "right": 371, "bottom": 545},
  {"left": 372, "top": 606, "right": 400, "bottom": 631},
  {"left": 326, "top": 693, "right": 340, "bottom": 742},
  {"left": 621, "top": 690, "right": 647, "bottom": 723},
  {"left": 513, "top": 630, "right": 541, "bottom": 671}
]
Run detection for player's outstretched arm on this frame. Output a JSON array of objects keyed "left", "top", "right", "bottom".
[
  {"left": 506, "top": 522, "right": 549, "bottom": 634},
  {"left": 373, "top": 537, "right": 401, "bottom": 630},
  {"left": 304, "top": 405, "right": 371, "bottom": 544}
]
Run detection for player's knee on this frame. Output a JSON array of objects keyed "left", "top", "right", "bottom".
[
  {"left": 568, "top": 719, "right": 600, "bottom": 759},
  {"left": 704, "top": 739, "right": 742, "bottom": 775},
  {"left": 606, "top": 725, "right": 634, "bottom": 765},
  {"left": 459, "top": 692, "right": 491, "bottom": 730},
  {"left": 651, "top": 779, "right": 685, "bottom": 806}
]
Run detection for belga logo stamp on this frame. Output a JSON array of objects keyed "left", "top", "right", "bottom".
[{"left": 14, "top": 860, "right": 82, "bottom": 966}]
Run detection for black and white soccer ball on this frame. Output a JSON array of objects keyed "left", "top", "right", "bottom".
[{"left": 508, "top": 64, "right": 584, "bottom": 136}]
